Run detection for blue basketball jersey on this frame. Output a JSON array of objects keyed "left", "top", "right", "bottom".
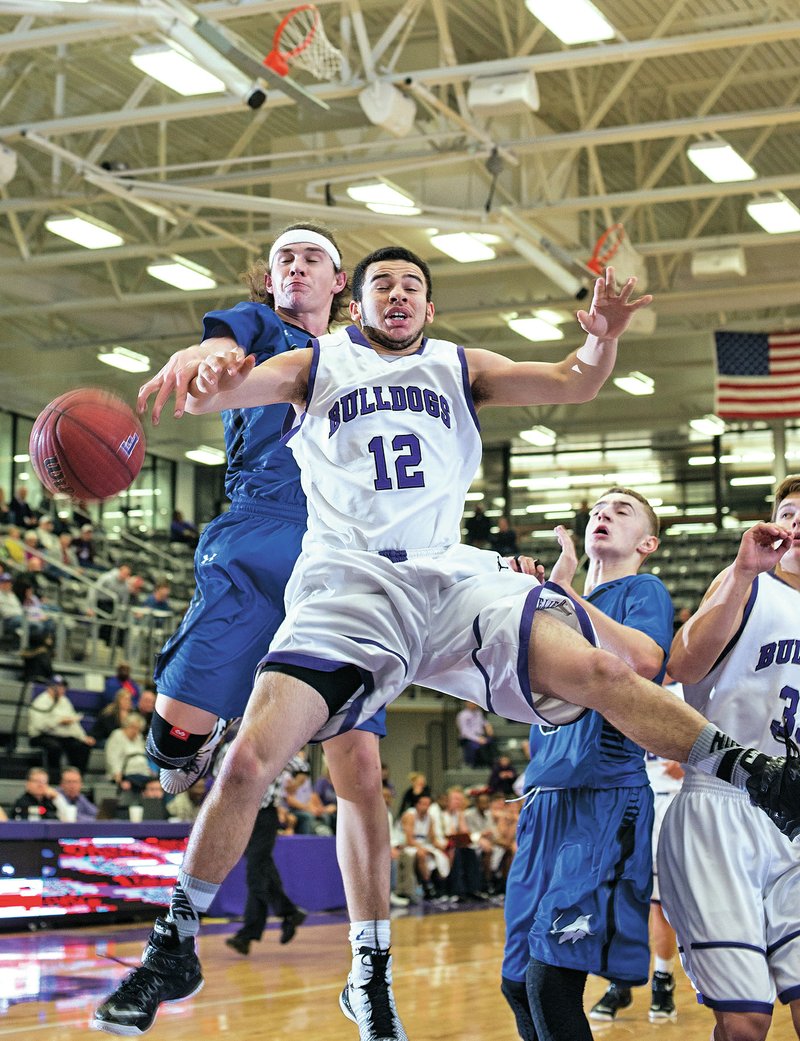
[
  {"left": 523, "top": 573, "right": 674, "bottom": 789},
  {"left": 203, "top": 301, "right": 309, "bottom": 513}
]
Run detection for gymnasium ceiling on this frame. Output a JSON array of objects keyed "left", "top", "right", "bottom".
[{"left": 1, "top": 0, "right": 800, "bottom": 478}]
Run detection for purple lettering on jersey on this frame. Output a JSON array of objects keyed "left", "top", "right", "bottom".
[
  {"left": 328, "top": 401, "right": 341, "bottom": 437},
  {"left": 777, "top": 640, "right": 794, "bottom": 665},
  {"left": 358, "top": 387, "right": 376, "bottom": 415},
  {"left": 373, "top": 386, "right": 392, "bottom": 410},
  {"left": 342, "top": 390, "right": 358, "bottom": 422},
  {"left": 423, "top": 388, "right": 440, "bottom": 418},
  {"left": 440, "top": 395, "right": 451, "bottom": 428},
  {"left": 406, "top": 385, "right": 423, "bottom": 412},
  {"left": 389, "top": 386, "right": 407, "bottom": 410},
  {"left": 794, "top": 643, "right": 800, "bottom": 665},
  {"left": 756, "top": 642, "right": 775, "bottom": 671}
]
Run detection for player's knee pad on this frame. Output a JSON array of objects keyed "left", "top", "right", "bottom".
[
  {"left": 146, "top": 709, "right": 210, "bottom": 768},
  {"left": 259, "top": 662, "right": 365, "bottom": 716},
  {"left": 500, "top": 977, "right": 537, "bottom": 1041}
]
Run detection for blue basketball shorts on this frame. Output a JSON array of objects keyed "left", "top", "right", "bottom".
[
  {"left": 502, "top": 785, "right": 653, "bottom": 985},
  {"left": 154, "top": 502, "right": 386, "bottom": 736}
]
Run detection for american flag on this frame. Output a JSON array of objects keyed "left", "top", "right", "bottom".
[{"left": 714, "top": 330, "right": 800, "bottom": 419}]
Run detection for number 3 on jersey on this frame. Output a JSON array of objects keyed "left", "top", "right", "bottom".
[
  {"left": 368, "top": 434, "right": 425, "bottom": 490},
  {"left": 771, "top": 684, "right": 800, "bottom": 743}
]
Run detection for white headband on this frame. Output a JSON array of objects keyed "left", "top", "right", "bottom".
[{"left": 268, "top": 230, "right": 342, "bottom": 270}]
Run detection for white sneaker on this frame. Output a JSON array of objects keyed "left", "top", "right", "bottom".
[
  {"left": 389, "top": 893, "right": 409, "bottom": 908},
  {"left": 339, "top": 948, "right": 408, "bottom": 1041},
  {"left": 159, "top": 717, "right": 235, "bottom": 795}
]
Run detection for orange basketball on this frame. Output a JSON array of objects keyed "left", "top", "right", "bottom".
[{"left": 29, "top": 388, "right": 146, "bottom": 502}]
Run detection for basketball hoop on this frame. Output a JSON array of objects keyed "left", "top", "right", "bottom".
[
  {"left": 264, "top": 4, "right": 343, "bottom": 81},
  {"left": 586, "top": 222, "right": 625, "bottom": 275}
]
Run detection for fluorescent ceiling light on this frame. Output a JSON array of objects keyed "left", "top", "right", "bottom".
[
  {"left": 131, "top": 44, "right": 226, "bottom": 96},
  {"left": 612, "top": 371, "right": 655, "bottom": 396},
  {"left": 430, "top": 233, "right": 496, "bottom": 263},
  {"left": 147, "top": 257, "right": 217, "bottom": 291},
  {"left": 346, "top": 182, "right": 421, "bottom": 216},
  {"left": 544, "top": 511, "right": 573, "bottom": 520},
  {"left": 746, "top": 194, "right": 800, "bottom": 234},
  {"left": 185, "top": 445, "right": 227, "bottom": 465},
  {"left": 520, "top": 425, "right": 557, "bottom": 447},
  {"left": 506, "top": 315, "right": 565, "bottom": 342},
  {"left": 534, "top": 308, "right": 569, "bottom": 326},
  {"left": 13, "top": 454, "right": 29, "bottom": 463},
  {"left": 730, "top": 475, "right": 775, "bottom": 486},
  {"left": 653, "top": 505, "right": 680, "bottom": 515},
  {"left": 526, "top": 501, "right": 573, "bottom": 513},
  {"left": 464, "top": 491, "right": 485, "bottom": 501},
  {"left": 98, "top": 346, "right": 151, "bottom": 374},
  {"left": 524, "top": 0, "right": 615, "bottom": 44},
  {"left": 687, "top": 141, "right": 756, "bottom": 183},
  {"left": 690, "top": 414, "right": 726, "bottom": 436},
  {"left": 45, "top": 214, "right": 124, "bottom": 249}
]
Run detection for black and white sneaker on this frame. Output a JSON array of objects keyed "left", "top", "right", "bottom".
[
  {"left": 158, "top": 716, "right": 235, "bottom": 795},
  {"left": 339, "top": 947, "right": 408, "bottom": 1041},
  {"left": 649, "top": 970, "right": 677, "bottom": 1021},
  {"left": 745, "top": 737, "right": 800, "bottom": 840},
  {"left": 92, "top": 918, "right": 203, "bottom": 1035},
  {"left": 589, "top": 982, "right": 633, "bottom": 1021}
]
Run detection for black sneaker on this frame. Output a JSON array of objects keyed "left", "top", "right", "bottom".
[
  {"left": 280, "top": 909, "right": 306, "bottom": 945},
  {"left": 339, "top": 947, "right": 408, "bottom": 1041},
  {"left": 225, "top": 933, "right": 250, "bottom": 956},
  {"left": 92, "top": 918, "right": 203, "bottom": 1035},
  {"left": 589, "top": 983, "right": 633, "bottom": 1021},
  {"left": 745, "top": 737, "right": 800, "bottom": 840},
  {"left": 649, "top": 970, "right": 677, "bottom": 1021}
]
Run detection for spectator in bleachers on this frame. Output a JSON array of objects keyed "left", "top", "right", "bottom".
[
  {"left": 28, "top": 675, "right": 95, "bottom": 776},
  {"left": 142, "top": 579, "right": 172, "bottom": 628},
  {"left": 469, "top": 792, "right": 517, "bottom": 895},
  {"left": 103, "top": 661, "right": 141, "bottom": 705},
  {"left": 36, "top": 516, "right": 60, "bottom": 555},
  {"left": 0, "top": 487, "right": 9, "bottom": 525},
  {"left": 486, "top": 752, "right": 518, "bottom": 798},
  {"left": 383, "top": 783, "right": 410, "bottom": 907},
  {"left": 9, "top": 485, "right": 37, "bottom": 529},
  {"left": 13, "top": 576, "right": 56, "bottom": 644},
  {"left": 73, "top": 524, "right": 97, "bottom": 570},
  {"left": 455, "top": 700, "right": 497, "bottom": 768},
  {"left": 92, "top": 688, "right": 135, "bottom": 743},
  {"left": 87, "top": 563, "right": 132, "bottom": 616},
  {"left": 22, "top": 530, "right": 41, "bottom": 562},
  {"left": 400, "top": 793, "right": 450, "bottom": 900},
  {"left": 3, "top": 525, "right": 25, "bottom": 566},
  {"left": 0, "top": 571, "right": 24, "bottom": 641},
  {"left": 381, "top": 761, "right": 395, "bottom": 800},
  {"left": 464, "top": 503, "right": 492, "bottom": 548},
  {"left": 56, "top": 532, "right": 79, "bottom": 572},
  {"left": 139, "top": 776, "right": 169, "bottom": 819},
  {"left": 170, "top": 509, "right": 199, "bottom": 548},
  {"left": 167, "top": 779, "right": 208, "bottom": 823},
  {"left": 398, "top": 771, "right": 432, "bottom": 817},
  {"left": 281, "top": 756, "right": 334, "bottom": 835},
  {"left": 312, "top": 760, "right": 338, "bottom": 833},
  {"left": 137, "top": 686, "right": 156, "bottom": 735},
  {"left": 104, "top": 713, "right": 154, "bottom": 793},
  {"left": 9, "top": 767, "right": 58, "bottom": 820},
  {"left": 441, "top": 786, "right": 484, "bottom": 901},
  {"left": 490, "top": 516, "right": 519, "bottom": 557},
  {"left": 54, "top": 766, "right": 97, "bottom": 821}
]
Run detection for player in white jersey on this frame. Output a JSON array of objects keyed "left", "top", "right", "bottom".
[
  {"left": 104, "top": 246, "right": 800, "bottom": 1037},
  {"left": 659, "top": 475, "right": 800, "bottom": 1041}
]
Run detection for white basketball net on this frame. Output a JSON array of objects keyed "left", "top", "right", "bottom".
[{"left": 277, "top": 5, "right": 343, "bottom": 81}]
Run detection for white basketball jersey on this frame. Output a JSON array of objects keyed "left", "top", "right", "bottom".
[
  {"left": 284, "top": 325, "right": 482, "bottom": 552},
  {"left": 682, "top": 572, "right": 800, "bottom": 754}
]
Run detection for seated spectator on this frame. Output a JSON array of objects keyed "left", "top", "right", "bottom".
[
  {"left": 381, "top": 761, "right": 395, "bottom": 799},
  {"left": 0, "top": 486, "right": 9, "bottom": 525},
  {"left": 92, "top": 688, "right": 135, "bottom": 743},
  {"left": 464, "top": 502, "right": 492, "bottom": 548},
  {"left": 104, "top": 713, "right": 154, "bottom": 793},
  {"left": 10, "top": 767, "right": 59, "bottom": 820},
  {"left": 9, "top": 485, "right": 37, "bottom": 529},
  {"left": 312, "top": 761, "right": 338, "bottom": 832},
  {"left": 455, "top": 701, "right": 497, "bottom": 768},
  {"left": 400, "top": 794, "right": 450, "bottom": 900},
  {"left": 469, "top": 792, "right": 517, "bottom": 895},
  {"left": 440, "top": 786, "right": 484, "bottom": 901},
  {"left": 13, "top": 578, "right": 57, "bottom": 644},
  {"left": 487, "top": 753, "right": 518, "bottom": 798},
  {"left": 382, "top": 783, "right": 410, "bottom": 907},
  {"left": 137, "top": 777, "right": 169, "bottom": 820},
  {"left": 143, "top": 579, "right": 171, "bottom": 615},
  {"left": 22, "top": 529, "right": 41, "bottom": 562},
  {"left": 3, "top": 525, "right": 26, "bottom": 565},
  {"left": 282, "top": 758, "right": 335, "bottom": 836},
  {"left": 73, "top": 524, "right": 97, "bottom": 570},
  {"left": 0, "top": 571, "right": 24, "bottom": 641},
  {"left": 490, "top": 516, "right": 519, "bottom": 556},
  {"left": 398, "top": 771, "right": 432, "bottom": 817},
  {"left": 36, "top": 516, "right": 60, "bottom": 555},
  {"left": 28, "top": 675, "right": 95, "bottom": 776},
  {"left": 167, "top": 779, "right": 208, "bottom": 822},
  {"left": 87, "top": 563, "right": 132, "bottom": 617},
  {"left": 103, "top": 661, "right": 140, "bottom": 705},
  {"left": 53, "top": 766, "right": 97, "bottom": 821},
  {"left": 136, "top": 686, "right": 156, "bottom": 736},
  {"left": 56, "top": 532, "right": 79, "bottom": 573},
  {"left": 170, "top": 510, "right": 199, "bottom": 548}
]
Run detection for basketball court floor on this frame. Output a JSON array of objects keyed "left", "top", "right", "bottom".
[{"left": 3, "top": 905, "right": 798, "bottom": 1040}]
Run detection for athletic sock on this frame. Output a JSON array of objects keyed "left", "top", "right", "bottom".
[
  {"left": 349, "top": 920, "right": 391, "bottom": 982},
  {"left": 166, "top": 869, "right": 220, "bottom": 939},
  {"left": 688, "top": 723, "right": 770, "bottom": 790},
  {"left": 654, "top": 956, "right": 674, "bottom": 975},
  {"left": 146, "top": 710, "right": 212, "bottom": 768}
]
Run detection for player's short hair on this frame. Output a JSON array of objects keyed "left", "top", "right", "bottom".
[
  {"left": 598, "top": 486, "right": 660, "bottom": 537},
  {"left": 243, "top": 221, "right": 349, "bottom": 325},
  {"left": 351, "top": 247, "right": 433, "bottom": 303},
  {"left": 772, "top": 474, "right": 800, "bottom": 520}
]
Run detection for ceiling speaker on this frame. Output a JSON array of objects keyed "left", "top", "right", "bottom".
[
  {"left": 358, "top": 82, "right": 416, "bottom": 137},
  {"left": 467, "top": 71, "right": 540, "bottom": 116}
]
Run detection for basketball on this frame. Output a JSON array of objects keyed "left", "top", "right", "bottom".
[{"left": 29, "top": 388, "right": 146, "bottom": 502}]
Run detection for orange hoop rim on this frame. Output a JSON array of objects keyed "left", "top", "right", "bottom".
[
  {"left": 586, "top": 222, "right": 625, "bottom": 274},
  {"left": 264, "top": 4, "right": 320, "bottom": 77}
]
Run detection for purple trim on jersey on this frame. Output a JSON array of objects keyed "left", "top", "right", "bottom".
[
  {"left": 470, "top": 615, "right": 494, "bottom": 713},
  {"left": 546, "top": 579, "right": 597, "bottom": 644},
  {"left": 767, "top": 927, "right": 800, "bottom": 956},
  {"left": 689, "top": 940, "right": 766, "bottom": 955},
  {"left": 698, "top": 996, "right": 774, "bottom": 1015},
  {"left": 378, "top": 549, "right": 409, "bottom": 563},
  {"left": 346, "top": 324, "right": 428, "bottom": 357},
  {"left": 352, "top": 635, "right": 409, "bottom": 677},
  {"left": 709, "top": 576, "right": 759, "bottom": 672},
  {"left": 282, "top": 338, "right": 320, "bottom": 446},
  {"left": 261, "top": 651, "right": 351, "bottom": 672},
  {"left": 456, "top": 345, "right": 481, "bottom": 432},
  {"left": 779, "top": 983, "right": 800, "bottom": 1004}
]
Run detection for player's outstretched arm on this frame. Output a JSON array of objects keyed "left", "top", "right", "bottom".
[
  {"left": 137, "top": 337, "right": 241, "bottom": 424},
  {"left": 184, "top": 344, "right": 311, "bottom": 414},
  {"left": 468, "top": 267, "right": 652, "bottom": 407},
  {"left": 669, "top": 521, "right": 792, "bottom": 684}
]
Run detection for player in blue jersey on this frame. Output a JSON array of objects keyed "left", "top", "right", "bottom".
[
  {"left": 94, "top": 225, "right": 406, "bottom": 1041},
  {"left": 501, "top": 487, "right": 673, "bottom": 1041}
]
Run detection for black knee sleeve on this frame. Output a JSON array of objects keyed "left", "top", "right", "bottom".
[
  {"left": 259, "top": 662, "right": 365, "bottom": 716},
  {"left": 501, "top": 976, "right": 538, "bottom": 1041},
  {"left": 145, "top": 710, "right": 211, "bottom": 769},
  {"left": 525, "top": 960, "right": 592, "bottom": 1041}
]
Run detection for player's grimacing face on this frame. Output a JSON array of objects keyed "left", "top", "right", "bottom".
[
  {"left": 266, "top": 244, "right": 344, "bottom": 314},
  {"left": 775, "top": 493, "right": 800, "bottom": 552},
  {"left": 350, "top": 260, "right": 435, "bottom": 352}
]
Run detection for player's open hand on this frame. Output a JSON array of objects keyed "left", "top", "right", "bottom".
[
  {"left": 576, "top": 266, "right": 653, "bottom": 340},
  {"left": 193, "top": 346, "right": 255, "bottom": 398},
  {"left": 549, "top": 524, "right": 579, "bottom": 589},
  {"left": 137, "top": 345, "right": 207, "bottom": 425},
  {"left": 733, "top": 520, "right": 792, "bottom": 578}
]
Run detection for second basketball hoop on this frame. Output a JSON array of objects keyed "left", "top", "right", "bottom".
[{"left": 264, "top": 4, "right": 343, "bottom": 80}]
